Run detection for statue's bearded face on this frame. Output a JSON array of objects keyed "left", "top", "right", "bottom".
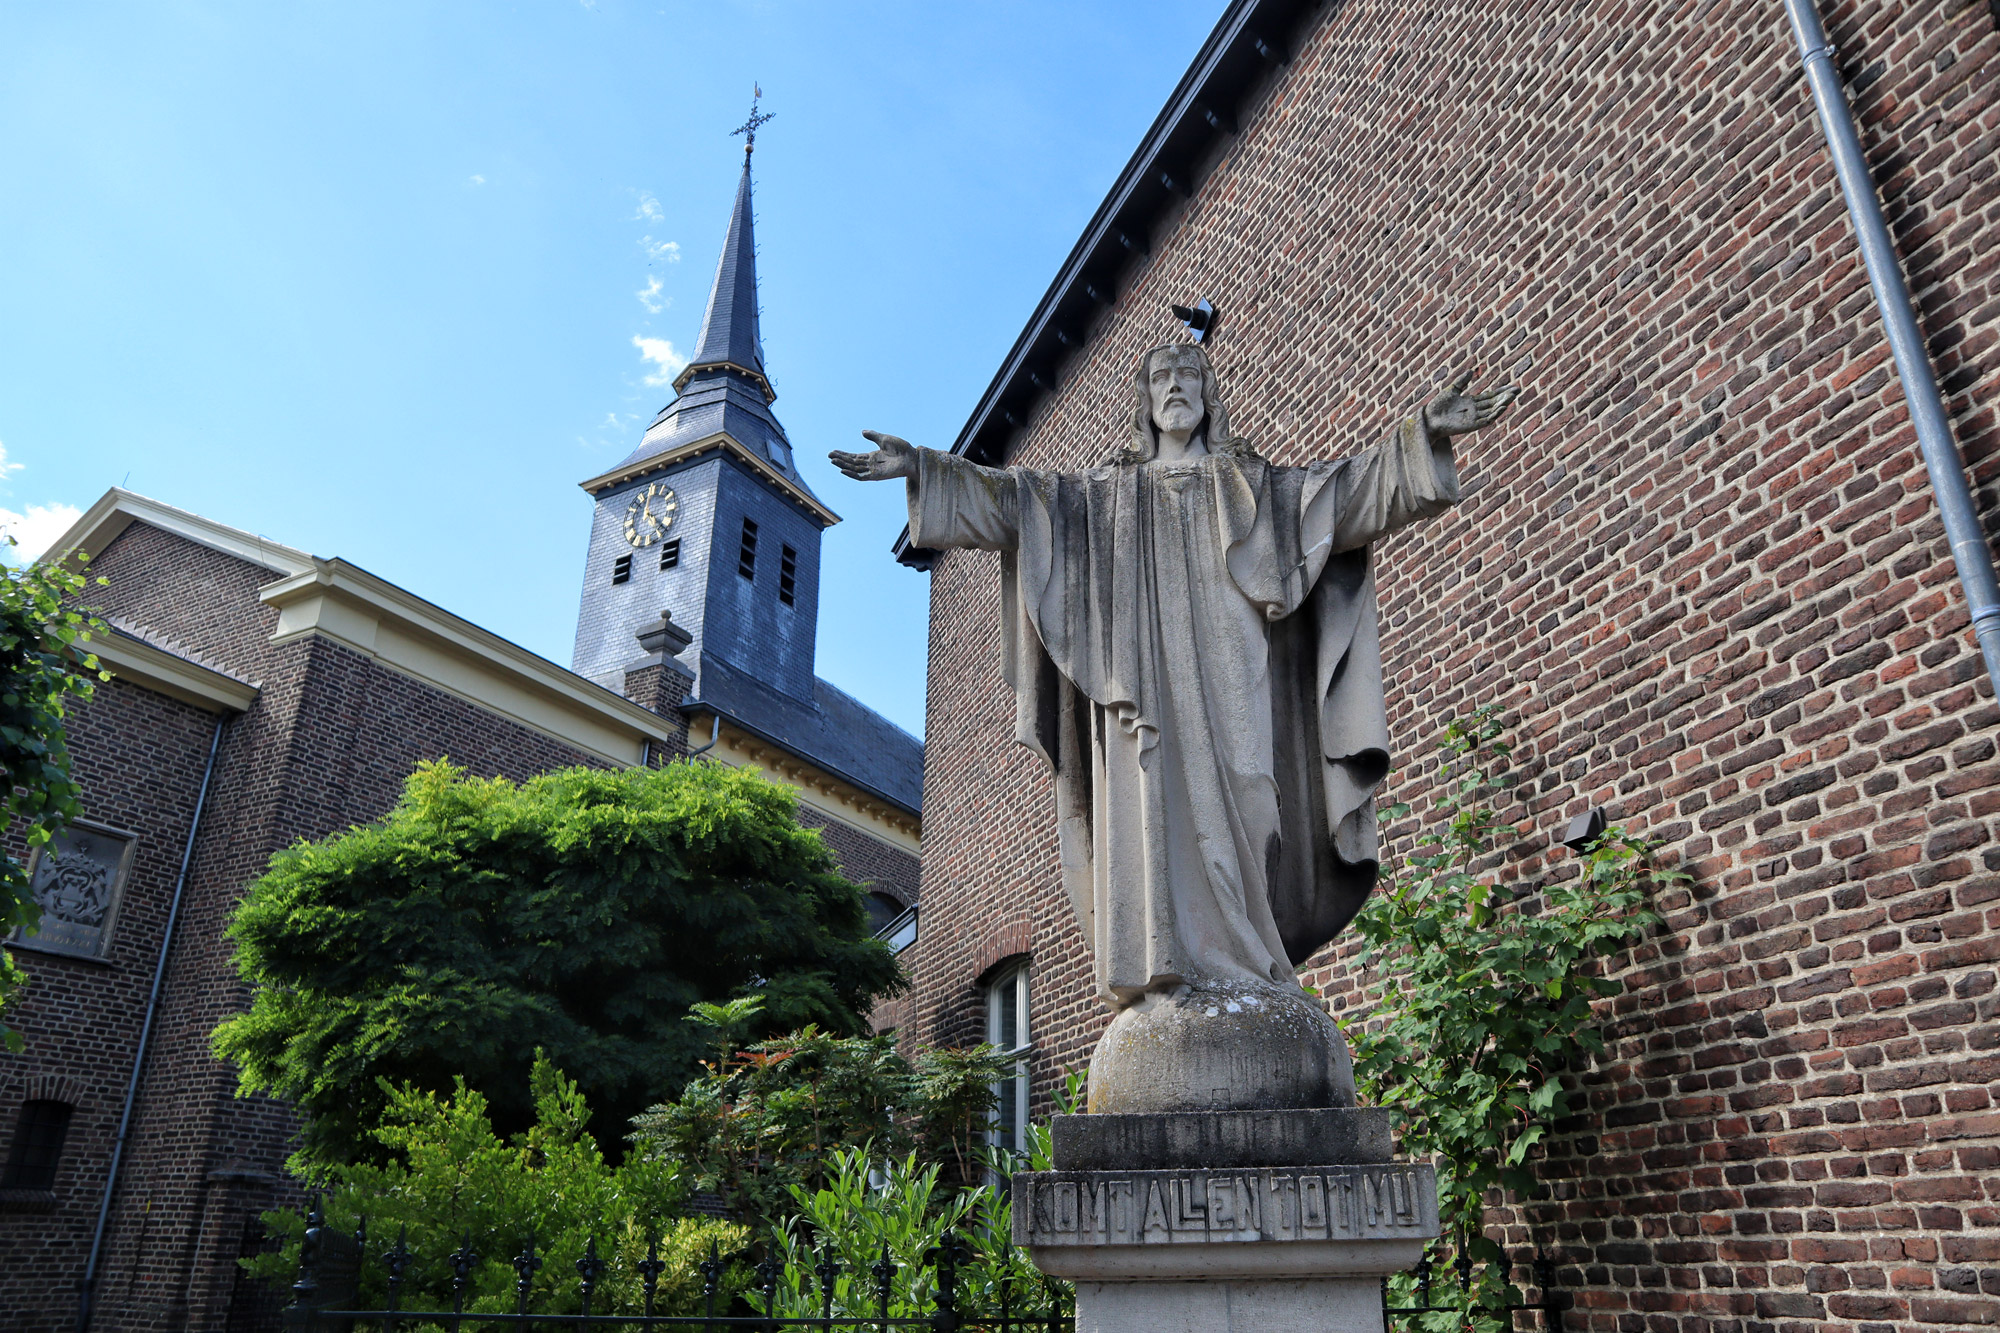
[{"left": 1146, "top": 350, "right": 1207, "bottom": 437}]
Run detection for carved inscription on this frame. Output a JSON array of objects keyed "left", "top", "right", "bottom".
[{"left": 1015, "top": 1164, "right": 1439, "bottom": 1247}]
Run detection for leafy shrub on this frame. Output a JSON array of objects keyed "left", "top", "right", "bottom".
[
  {"left": 0, "top": 545, "right": 106, "bottom": 1047},
  {"left": 245, "top": 1053, "right": 748, "bottom": 1315},
  {"left": 759, "top": 1147, "right": 1061, "bottom": 1322},
  {"left": 628, "top": 997, "right": 1018, "bottom": 1230},
  {"left": 1342, "top": 708, "right": 1674, "bottom": 1327}
]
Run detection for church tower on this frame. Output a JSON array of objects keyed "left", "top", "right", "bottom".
[{"left": 572, "top": 121, "right": 836, "bottom": 703}]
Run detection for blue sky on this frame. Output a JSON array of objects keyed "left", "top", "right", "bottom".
[{"left": 0, "top": 0, "right": 1221, "bottom": 736}]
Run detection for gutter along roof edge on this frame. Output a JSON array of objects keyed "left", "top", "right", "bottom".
[
  {"left": 892, "top": 0, "right": 1317, "bottom": 569},
  {"left": 682, "top": 697, "right": 924, "bottom": 819}
]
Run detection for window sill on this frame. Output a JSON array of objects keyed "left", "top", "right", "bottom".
[
  {"left": 0, "top": 1188, "right": 59, "bottom": 1213},
  {"left": 6, "top": 938, "right": 115, "bottom": 967}
]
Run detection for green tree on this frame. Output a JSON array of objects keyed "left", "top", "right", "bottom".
[
  {"left": 1341, "top": 708, "right": 1672, "bottom": 1329},
  {"left": 629, "top": 1000, "right": 1017, "bottom": 1230},
  {"left": 214, "top": 758, "right": 905, "bottom": 1170},
  {"left": 0, "top": 543, "right": 107, "bottom": 1049},
  {"left": 243, "top": 1053, "right": 750, "bottom": 1315}
]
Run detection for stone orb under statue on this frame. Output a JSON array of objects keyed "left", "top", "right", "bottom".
[{"left": 1085, "top": 979, "right": 1356, "bottom": 1115}]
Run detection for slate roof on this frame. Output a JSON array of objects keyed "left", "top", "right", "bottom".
[
  {"left": 690, "top": 651, "right": 924, "bottom": 815},
  {"left": 616, "top": 156, "right": 822, "bottom": 504},
  {"left": 687, "top": 160, "right": 765, "bottom": 383}
]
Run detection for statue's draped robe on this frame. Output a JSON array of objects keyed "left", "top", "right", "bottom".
[{"left": 908, "top": 421, "right": 1459, "bottom": 1007}]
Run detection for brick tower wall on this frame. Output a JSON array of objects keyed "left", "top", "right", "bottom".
[{"left": 904, "top": 1, "right": 2000, "bottom": 1327}]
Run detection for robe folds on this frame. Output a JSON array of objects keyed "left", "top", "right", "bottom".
[{"left": 908, "top": 419, "right": 1459, "bottom": 1008}]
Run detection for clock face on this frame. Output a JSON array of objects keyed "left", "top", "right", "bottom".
[{"left": 623, "top": 482, "right": 679, "bottom": 548}]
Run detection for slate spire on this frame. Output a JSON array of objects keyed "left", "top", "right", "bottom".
[
  {"left": 677, "top": 157, "right": 769, "bottom": 399},
  {"left": 605, "top": 92, "right": 820, "bottom": 498}
]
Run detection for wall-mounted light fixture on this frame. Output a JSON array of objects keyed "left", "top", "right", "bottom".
[
  {"left": 1562, "top": 807, "right": 1608, "bottom": 853},
  {"left": 1171, "top": 299, "right": 1216, "bottom": 343}
]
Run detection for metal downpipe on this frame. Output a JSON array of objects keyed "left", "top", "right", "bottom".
[
  {"left": 76, "top": 714, "right": 226, "bottom": 1333},
  {"left": 1781, "top": 0, "right": 2000, "bottom": 698}
]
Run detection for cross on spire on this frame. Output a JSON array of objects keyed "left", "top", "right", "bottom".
[{"left": 731, "top": 85, "right": 774, "bottom": 156}]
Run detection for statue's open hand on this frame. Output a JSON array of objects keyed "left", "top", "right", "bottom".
[
  {"left": 829, "top": 430, "right": 918, "bottom": 482},
  {"left": 1422, "top": 372, "right": 1519, "bottom": 436}
]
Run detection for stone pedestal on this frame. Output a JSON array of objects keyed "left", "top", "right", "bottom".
[{"left": 1016, "top": 1109, "right": 1436, "bottom": 1333}]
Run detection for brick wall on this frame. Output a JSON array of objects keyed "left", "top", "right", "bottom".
[
  {"left": 0, "top": 680, "right": 217, "bottom": 1331},
  {"left": 795, "top": 806, "right": 921, "bottom": 906},
  {"left": 906, "top": 1, "right": 2000, "bottom": 1328}
]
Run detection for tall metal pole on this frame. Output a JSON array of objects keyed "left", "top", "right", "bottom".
[
  {"left": 76, "top": 716, "right": 226, "bottom": 1333},
  {"left": 1781, "top": 0, "right": 2000, "bottom": 698}
]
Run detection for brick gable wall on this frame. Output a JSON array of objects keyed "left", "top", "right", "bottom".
[{"left": 905, "top": 0, "right": 2000, "bottom": 1326}]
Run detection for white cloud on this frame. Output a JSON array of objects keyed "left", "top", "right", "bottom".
[
  {"left": 632, "top": 335, "right": 687, "bottom": 387},
  {"left": 634, "top": 192, "right": 663, "bottom": 223},
  {"left": 637, "top": 275, "right": 667, "bottom": 313},
  {"left": 0, "top": 502, "right": 83, "bottom": 561},
  {"left": 641, "top": 236, "right": 680, "bottom": 263},
  {"left": 469, "top": 173, "right": 486, "bottom": 186},
  {"left": 0, "top": 443, "right": 76, "bottom": 561}
]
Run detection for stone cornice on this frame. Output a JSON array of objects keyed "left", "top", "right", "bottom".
[
  {"left": 49, "top": 488, "right": 315, "bottom": 577},
  {"left": 260, "top": 559, "right": 677, "bottom": 767},
  {"left": 578, "top": 431, "right": 840, "bottom": 528}
]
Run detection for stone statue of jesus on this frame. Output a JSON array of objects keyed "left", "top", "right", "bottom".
[{"left": 833, "top": 343, "right": 1515, "bottom": 1113}]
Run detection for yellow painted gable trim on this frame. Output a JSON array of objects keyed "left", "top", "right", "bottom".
[
  {"left": 694, "top": 715, "right": 921, "bottom": 855},
  {"left": 260, "top": 559, "right": 675, "bottom": 767}
]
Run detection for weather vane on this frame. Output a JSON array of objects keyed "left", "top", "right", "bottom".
[{"left": 732, "top": 84, "right": 774, "bottom": 156}]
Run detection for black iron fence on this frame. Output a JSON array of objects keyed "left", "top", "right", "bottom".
[
  {"left": 283, "top": 1201, "right": 1562, "bottom": 1332},
  {"left": 284, "top": 1201, "right": 1072, "bottom": 1332}
]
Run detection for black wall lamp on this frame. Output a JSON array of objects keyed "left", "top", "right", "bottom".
[{"left": 1172, "top": 299, "right": 1216, "bottom": 343}]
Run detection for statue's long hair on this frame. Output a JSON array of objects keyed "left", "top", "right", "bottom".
[{"left": 1107, "top": 342, "right": 1258, "bottom": 464}]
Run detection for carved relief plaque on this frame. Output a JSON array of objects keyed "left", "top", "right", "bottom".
[{"left": 15, "top": 821, "right": 139, "bottom": 960}]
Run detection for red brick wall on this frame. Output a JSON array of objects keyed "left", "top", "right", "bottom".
[
  {"left": 906, "top": 0, "right": 2000, "bottom": 1327},
  {"left": 0, "top": 680, "right": 218, "bottom": 1331},
  {"left": 795, "top": 806, "right": 921, "bottom": 906}
]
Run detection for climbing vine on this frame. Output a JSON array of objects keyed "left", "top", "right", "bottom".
[{"left": 1341, "top": 707, "right": 1677, "bottom": 1329}]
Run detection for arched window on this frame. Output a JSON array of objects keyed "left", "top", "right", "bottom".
[
  {"left": 864, "top": 892, "right": 903, "bottom": 934},
  {"left": 867, "top": 893, "right": 918, "bottom": 954},
  {"left": 984, "top": 962, "right": 1031, "bottom": 1156},
  {"left": 2, "top": 1099, "right": 74, "bottom": 1192}
]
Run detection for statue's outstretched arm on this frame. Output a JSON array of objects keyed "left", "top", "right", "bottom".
[
  {"left": 1319, "top": 373, "right": 1519, "bottom": 553},
  {"left": 830, "top": 431, "right": 1019, "bottom": 552}
]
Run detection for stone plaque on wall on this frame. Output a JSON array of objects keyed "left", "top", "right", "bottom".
[{"left": 14, "top": 821, "right": 139, "bottom": 960}]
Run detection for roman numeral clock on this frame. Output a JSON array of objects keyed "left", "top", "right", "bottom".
[{"left": 623, "top": 480, "right": 678, "bottom": 547}]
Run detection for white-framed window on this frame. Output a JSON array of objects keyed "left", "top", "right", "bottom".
[{"left": 985, "top": 962, "right": 1031, "bottom": 1156}]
